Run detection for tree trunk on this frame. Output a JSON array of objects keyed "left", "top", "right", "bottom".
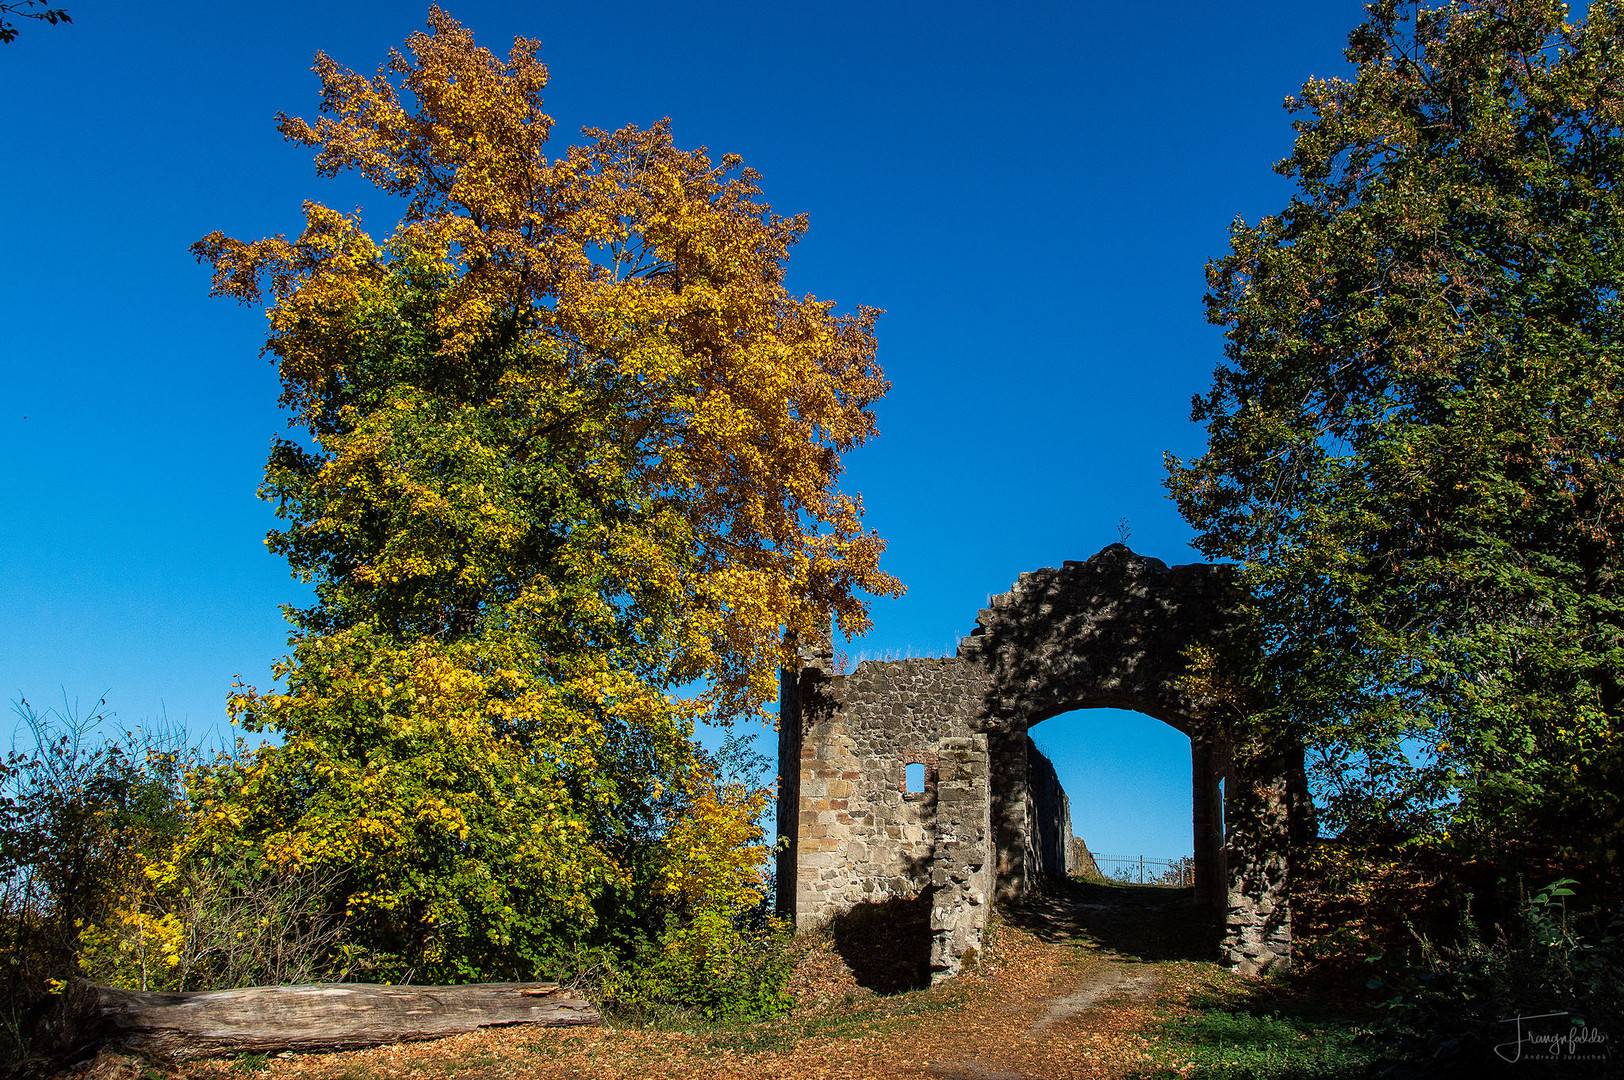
[{"left": 36, "top": 977, "right": 597, "bottom": 1062}]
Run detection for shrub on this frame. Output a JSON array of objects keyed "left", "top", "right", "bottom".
[
  {"left": 78, "top": 856, "right": 347, "bottom": 991},
  {"left": 1366, "top": 880, "right": 1622, "bottom": 1076},
  {"left": 598, "top": 737, "right": 794, "bottom": 1024},
  {"left": 0, "top": 698, "right": 190, "bottom": 1066},
  {"left": 602, "top": 907, "right": 795, "bottom": 1023},
  {"left": 175, "top": 688, "right": 637, "bottom": 986}
]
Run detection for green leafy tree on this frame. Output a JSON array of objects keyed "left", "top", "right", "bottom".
[
  {"left": 183, "top": 9, "right": 899, "bottom": 982},
  {"left": 1168, "top": 0, "right": 1624, "bottom": 870}
]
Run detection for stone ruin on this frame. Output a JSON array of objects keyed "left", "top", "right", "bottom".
[{"left": 776, "top": 544, "right": 1303, "bottom": 981}]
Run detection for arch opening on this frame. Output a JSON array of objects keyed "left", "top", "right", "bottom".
[
  {"left": 991, "top": 701, "right": 1230, "bottom": 917},
  {"left": 1027, "top": 706, "right": 1194, "bottom": 880}
]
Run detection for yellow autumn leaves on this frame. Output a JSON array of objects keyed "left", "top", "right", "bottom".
[{"left": 163, "top": 7, "right": 899, "bottom": 982}]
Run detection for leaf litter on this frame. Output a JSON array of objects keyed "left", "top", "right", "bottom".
[{"left": 70, "top": 886, "right": 1257, "bottom": 1080}]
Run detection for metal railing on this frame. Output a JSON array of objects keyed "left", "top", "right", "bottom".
[{"left": 1091, "top": 855, "right": 1194, "bottom": 887}]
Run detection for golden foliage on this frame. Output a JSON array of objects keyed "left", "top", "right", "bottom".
[
  {"left": 659, "top": 772, "right": 773, "bottom": 914},
  {"left": 193, "top": 7, "right": 899, "bottom": 719},
  {"left": 182, "top": 9, "right": 898, "bottom": 979}
]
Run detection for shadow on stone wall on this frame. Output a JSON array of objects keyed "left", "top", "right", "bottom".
[
  {"left": 967, "top": 545, "right": 1237, "bottom": 728},
  {"left": 826, "top": 890, "right": 936, "bottom": 994}
]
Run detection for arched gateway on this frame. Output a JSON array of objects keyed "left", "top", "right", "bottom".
[{"left": 776, "top": 545, "right": 1300, "bottom": 981}]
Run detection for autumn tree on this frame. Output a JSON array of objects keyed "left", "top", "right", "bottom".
[
  {"left": 184, "top": 8, "right": 898, "bottom": 981},
  {"left": 1169, "top": 0, "right": 1624, "bottom": 878}
]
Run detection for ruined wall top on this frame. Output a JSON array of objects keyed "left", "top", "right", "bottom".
[
  {"left": 792, "top": 610, "right": 836, "bottom": 675},
  {"left": 956, "top": 544, "right": 1242, "bottom": 732}
]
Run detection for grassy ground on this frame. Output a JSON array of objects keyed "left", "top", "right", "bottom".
[{"left": 69, "top": 881, "right": 1381, "bottom": 1080}]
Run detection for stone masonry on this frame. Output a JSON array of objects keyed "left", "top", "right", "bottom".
[
  {"left": 1027, "top": 735, "right": 1078, "bottom": 881},
  {"left": 777, "top": 545, "right": 1300, "bottom": 980},
  {"left": 780, "top": 654, "right": 995, "bottom": 979}
]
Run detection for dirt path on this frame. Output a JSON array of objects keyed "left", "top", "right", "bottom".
[
  {"left": 115, "top": 882, "right": 1230, "bottom": 1080},
  {"left": 1027, "top": 962, "right": 1162, "bottom": 1035},
  {"left": 918, "top": 881, "right": 1197, "bottom": 1079}
]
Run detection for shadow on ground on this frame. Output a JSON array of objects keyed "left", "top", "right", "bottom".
[
  {"left": 825, "top": 890, "right": 935, "bottom": 994},
  {"left": 1003, "top": 877, "right": 1218, "bottom": 963}
]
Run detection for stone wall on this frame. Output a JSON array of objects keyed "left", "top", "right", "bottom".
[
  {"left": 786, "top": 656, "right": 995, "bottom": 980},
  {"left": 1026, "top": 736, "right": 1075, "bottom": 880},
  {"left": 1071, "top": 835, "right": 1101, "bottom": 880},
  {"left": 778, "top": 545, "right": 1300, "bottom": 980}
]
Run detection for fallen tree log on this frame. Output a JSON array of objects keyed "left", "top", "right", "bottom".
[{"left": 37, "top": 977, "right": 598, "bottom": 1062}]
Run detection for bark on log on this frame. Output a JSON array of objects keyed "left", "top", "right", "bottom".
[{"left": 37, "top": 977, "right": 598, "bottom": 1062}]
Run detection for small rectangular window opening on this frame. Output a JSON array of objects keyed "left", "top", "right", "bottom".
[{"left": 905, "top": 761, "right": 926, "bottom": 794}]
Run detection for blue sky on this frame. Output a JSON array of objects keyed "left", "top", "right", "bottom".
[{"left": 1, "top": 0, "right": 1369, "bottom": 859}]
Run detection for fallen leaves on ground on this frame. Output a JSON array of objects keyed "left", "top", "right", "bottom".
[{"left": 82, "top": 888, "right": 1252, "bottom": 1080}]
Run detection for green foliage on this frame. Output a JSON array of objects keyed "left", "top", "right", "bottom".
[
  {"left": 1139, "top": 985, "right": 1378, "bottom": 1079},
  {"left": 1143, "top": 1011, "right": 1373, "bottom": 1079},
  {"left": 1365, "top": 879, "right": 1623, "bottom": 1075},
  {"left": 601, "top": 908, "right": 795, "bottom": 1023},
  {"left": 188, "top": 653, "right": 647, "bottom": 984},
  {"left": 0, "top": 699, "right": 190, "bottom": 1066},
  {"left": 1167, "top": 0, "right": 1624, "bottom": 864},
  {"left": 229, "top": 1052, "right": 273, "bottom": 1075}
]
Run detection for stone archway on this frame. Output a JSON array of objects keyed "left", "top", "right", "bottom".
[
  {"left": 777, "top": 545, "right": 1299, "bottom": 980},
  {"left": 960, "top": 548, "right": 1236, "bottom": 915}
]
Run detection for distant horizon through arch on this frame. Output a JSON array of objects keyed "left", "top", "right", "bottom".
[{"left": 1027, "top": 705, "right": 1196, "bottom": 862}]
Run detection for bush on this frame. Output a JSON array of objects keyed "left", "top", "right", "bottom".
[
  {"left": 595, "top": 732, "right": 793, "bottom": 1023},
  {"left": 78, "top": 856, "right": 347, "bottom": 992},
  {"left": 0, "top": 698, "right": 190, "bottom": 1067},
  {"left": 175, "top": 692, "right": 633, "bottom": 987},
  {"left": 601, "top": 907, "right": 795, "bottom": 1024},
  {"left": 0, "top": 700, "right": 356, "bottom": 1072},
  {"left": 1366, "top": 880, "right": 1622, "bottom": 1077}
]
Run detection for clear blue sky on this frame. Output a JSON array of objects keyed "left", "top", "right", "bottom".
[{"left": 1, "top": 0, "right": 1369, "bottom": 860}]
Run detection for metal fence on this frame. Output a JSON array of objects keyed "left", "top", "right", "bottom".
[{"left": 1091, "top": 855, "right": 1194, "bottom": 887}]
